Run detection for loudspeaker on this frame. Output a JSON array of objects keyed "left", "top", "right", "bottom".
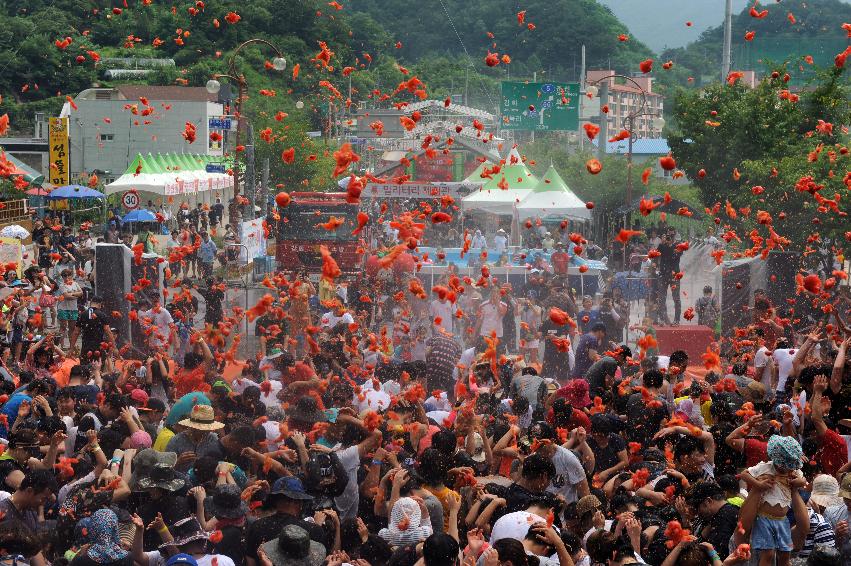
[
  {"left": 764, "top": 251, "right": 798, "bottom": 312},
  {"left": 720, "top": 260, "right": 752, "bottom": 338},
  {"left": 95, "top": 244, "right": 132, "bottom": 347}
]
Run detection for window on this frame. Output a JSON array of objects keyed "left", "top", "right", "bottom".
[{"left": 100, "top": 133, "right": 114, "bottom": 141}]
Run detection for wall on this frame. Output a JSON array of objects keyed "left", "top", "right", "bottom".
[{"left": 68, "top": 99, "right": 223, "bottom": 182}]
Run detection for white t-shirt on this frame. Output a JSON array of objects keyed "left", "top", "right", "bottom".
[
  {"left": 321, "top": 311, "right": 354, "bottom": 329},
  {"left": 494, "top": 235, "right": 507, "bottom": 255},
  {"left": 147, "top": 552, "right": 235, "bottom": 566},
  {"left": 139, "top": 307, "right": 174, "bottom": 348},
  {"left": 479, "top": 301, "right": 506, "bottom": 338},
  {"left": 334, "top": 445, "right": 361, "bottom": 520},
  {"left": 430, "top": 300, "right": 454, "bottom": 334},
  {"left": 746, "top": 461, "right": 802, "bottom": 508},
  {"left": 57, "top": 280, "right": 81, "bottom": 311},
  {"left": 547, "top": 445, "right": 586, "bottom": 504},
  {"left": 772, "top": 348, "right": 794, "bottom": 392},
  {"left": 754, "top": 346, "right": 771, "bottom": 387},
  {"left": 655, "top": 356, "right": 670, "bottom": 370}
]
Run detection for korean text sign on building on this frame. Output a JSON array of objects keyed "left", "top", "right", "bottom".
[
  {"left": 48, "top": 117, "right": 70, "bottom": 186},
  {"left": 500, "top": 82, "right": 580, "bottom": 131}
]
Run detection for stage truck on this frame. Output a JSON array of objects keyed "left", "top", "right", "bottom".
[{"left": 275, "top": 192, "right": 363, "bottom": 274}]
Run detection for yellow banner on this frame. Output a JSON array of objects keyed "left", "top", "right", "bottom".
[{"left": 48, "top": 117, "right": 70, "bottom": 186}]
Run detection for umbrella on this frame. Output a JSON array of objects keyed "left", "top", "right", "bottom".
[
  {"left": 0, "top": 225, "right": 30, "bottom": 239},
  {"left": 46, "top": 185, "right": 105, "bottom": 199},
  {"left": 122, "top": 209, "right": 157, "bottom": 223}
]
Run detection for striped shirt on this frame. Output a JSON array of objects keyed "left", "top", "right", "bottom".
[{"left": 798, "top": 508, "right": 836, "bottom": 558}]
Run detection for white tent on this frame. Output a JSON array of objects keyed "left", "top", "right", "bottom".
[
  {"left": 461, "top": 148, "right": 537, "bottom": 215},
  {"left": 105, "top": 153, "right": 233, "bottom": 197},
  {"left": 516, "top": 164, "right": 591, "bottom": 221}
]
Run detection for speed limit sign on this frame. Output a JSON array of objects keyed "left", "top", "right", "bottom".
[{"left": 122, "top": 191, "right": 140, "bottom": 210}]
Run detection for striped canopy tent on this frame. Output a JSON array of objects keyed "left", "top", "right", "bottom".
[
  {"left": 461, "top": 148, "right": 538, "bottom": 215},
  {"left": 516, "top": 164, "right": 591, "bottom": 221}
]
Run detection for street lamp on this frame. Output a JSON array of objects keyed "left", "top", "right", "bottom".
[{"left": 209, "top": 39, "right": 287, "bottom": 227}]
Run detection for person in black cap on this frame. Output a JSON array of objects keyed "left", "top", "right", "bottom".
[
  {"left": 243, "top": 476, "right": 326, "bottom": 566},
  {"left": 136, "top": 398, "right": 167, "bottom": 440}
]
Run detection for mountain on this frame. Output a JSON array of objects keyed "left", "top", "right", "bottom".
[
  {"left": 598, "top": 0, "right": 749, "bottom": 52},
  {"left": 347, "top": 0, "right": 654, "bottom": 80},
  {"left": 599, "top": 0, "right": 850, "bottom": 53},
  {"left": 654, "top": 0, "right": 851, "bottom": 90}
]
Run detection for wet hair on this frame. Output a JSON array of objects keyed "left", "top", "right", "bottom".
[
  {"left": 643, "top": 369, "right": 664, "bottom": 389},
  {"left": 521, "top": 453, "right": 556, "bottom": 482},
  {"left": 423, "top": 533, "right": 460, "bottom": 566},
  {"left": 193, "top": 456, "right": 219, "bottom": 485},
  {"left": 716, "top": 474, "right": 739, "bottom": 494},
  {"left": 430, "top": 430, "right": 457, "bottom": 456},
  {"left": 0, "top": 522, "right": 42, "bottom": 557},
  {"left": 670, "top": 350, "right": 689, "bottom": 366},
  {"left": 20, "top": 469, "right": 57, "bottom": 494},
  {"left": 492, "top": 539, "right": 530, "bottom": 566},
  {"left": 674, "top": 435, "right": 703, "bottom": 461},
  {"left": 37, "top": 416, "right": 66, "bottom": 436},
  {"left": 417, "top": 448, "right": 449, "bottom": 486},
  {"left": 227, "top": 426, "right": 257, "bottom": 447}
]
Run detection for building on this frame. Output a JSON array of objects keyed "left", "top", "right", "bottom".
[
  {"left": 585, "top": 70, "right": 665, "bottom": 139},
  {"left": 592, "top": 137, "right": 689, "bottom": 185},
  {"left": 62, "top": 86, "right": 225, "bottom": 184}
]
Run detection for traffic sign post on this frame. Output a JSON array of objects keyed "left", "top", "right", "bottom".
[
  {"left": 122, "top": 190, "right": 140, "bottom": 210},
  {"left": 500, "top": 81, "right": 580, "bottom": 131}
]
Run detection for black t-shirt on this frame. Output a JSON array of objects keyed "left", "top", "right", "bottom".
[
  {"left": 586, "top": 357, "right": 618, "bottom": 398},
  {"left": 695, "top": 503, "right": 739, "bottom": 559},
  {"left": 587, "top": 434, "right": 626, "bottom": 475},
  {"left": 658, "top": 243, "right": 681, "bottom": 276},
  {"left": 540, "top": 319, "right": 572, "bottom": 380},
  {"left": 212, "top": 525, "right": 244, "bottom": 565},
  {"left": 199, "top": 288, "right": 224, "bottom": 323},
  {"left": 77, "top": 308, "right": 110, "bottom": 353},
  {"left": 136, "top": 494, "right": 190, "bottom": 551},
  {"left": 244, "top": 512, "right": 327, "bottom": 562},
  {"left": 624, "top": 392, "right": 670, "bottom": 447}
]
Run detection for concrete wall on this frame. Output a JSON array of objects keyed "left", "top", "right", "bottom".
[{"left": 68, "top": 99, "right": 223, "bottom": 183}]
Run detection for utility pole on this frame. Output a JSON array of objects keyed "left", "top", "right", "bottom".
[
  {"left": 597, "top": 81, "right": 609, "bottom": 160},
  {"left": 531, "top": 72, "right": 537, "bottom": 144},
  {"left": 245, "top": 122, "right": 255, "bottom": 223},
  {"left": 721, "top": 0, "right": 733, "bottom": 81},
  {"left": 260, "top": 157, "right": 269, "bottom": 218},
  {"left": 579, "top": 45, "right": 586, "bottom": 153}
]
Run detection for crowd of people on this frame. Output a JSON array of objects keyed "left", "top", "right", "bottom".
[{"left": 0, "top": 204, "right": 846, "bottom": 566}]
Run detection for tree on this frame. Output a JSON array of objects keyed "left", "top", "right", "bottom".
[{"left": 668, "top": 64, "right": 851, "bottom": 248}]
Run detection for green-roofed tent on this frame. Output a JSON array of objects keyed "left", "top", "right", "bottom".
[
  {"left": 516, "top": 164, "right": 591, "bottom": 221},
  {"left": 461, "top": 148, "right": 537, "bottom": 215},
  {"left": 104, "top": 153, "right": 234, "bottom": 197}
]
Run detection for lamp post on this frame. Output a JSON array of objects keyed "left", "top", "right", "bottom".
[
  {"left": 206, "top": 39, "right": 286, "bottom": 228},
  {"left": 585, "top": 74, "right": 664, "bottom": 265}
]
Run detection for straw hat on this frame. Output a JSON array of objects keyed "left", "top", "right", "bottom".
[{"left": 178, "top": 404, "right": 224, "bottom": 431}]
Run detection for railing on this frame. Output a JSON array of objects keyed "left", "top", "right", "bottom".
[{"left": 0, "top": 199, "right": 28, "bottom": 224}]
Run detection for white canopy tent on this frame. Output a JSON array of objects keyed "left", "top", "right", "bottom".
[
  {"left": 105, "top": 153, "right": 234, "bottom": 205},
  {"left": 516, "top": 164, "right": 591, "bottom": 221},
  {"left": 461, "top": 148, "right": 538, "bottom": 216}
]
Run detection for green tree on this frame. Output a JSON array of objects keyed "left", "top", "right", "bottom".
[{"left": 668, "top": 65, "right": 851, "bottom": 247}]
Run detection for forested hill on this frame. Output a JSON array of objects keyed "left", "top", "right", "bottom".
[
  {"left": 656, "top": 0, "right": 851, "bottom": 89},
  {"left": 346, "top": 0, "right": 654, "bottom": 80}
]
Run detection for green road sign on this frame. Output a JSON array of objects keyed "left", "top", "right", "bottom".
[{"left": 500, "top": 81, "right": 580, "bottom": 131}]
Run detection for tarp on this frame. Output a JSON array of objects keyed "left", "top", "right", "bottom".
[
  {"left": 3, "top": 153, "right": 46, "bottom": 187},
  {"left": 516, "top": 164, "right": 591, "bottom": 221},
  {"left": 461, "top": 148, "right": 536, "bottom": 215}
]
